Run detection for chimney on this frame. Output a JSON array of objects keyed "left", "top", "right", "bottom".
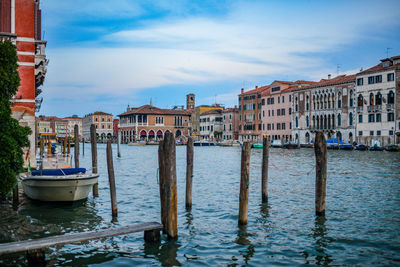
[
  {"left": 255, "top": 85, "right": 258, "bottom": 89},
  {"left": 328, "top": 74, "right": 331, "bottom": 80},
  {"left": 241, "top": 88, "right": 244, "bottom": 94}
]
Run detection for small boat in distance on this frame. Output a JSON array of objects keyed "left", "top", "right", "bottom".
[
  {"left": 385, "top": 144, "right": 400, "bottom": 152},
  {"left": 251, "top": 142, "right": 263, "bottom": 149},
  {"left": 354, "top": 143, "right": 368, "bottom": 151},
  {"left": 146, "top": 140, "right": 159, "bottom": 145},
  {"left": 271, "top": 140, "right": 282, "bottom": 148},
  {"left": 283, "top": 141, "right": 299, "bottom": 149},
  {"left": 128, "top": 141, "right": 146, "bottom": 146}
]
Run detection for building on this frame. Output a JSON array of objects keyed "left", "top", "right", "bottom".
[
  {"left": 291, "top": 75, "right": 356, "bottom": 144},
  {"left": 63, "top": 116, "right": 82, "bottom": 139},
  {"left": 118, "top": 105, "right": 191, "bottom": 142},
  {"left": 192, "top": 104, "right": 224, "bottom": 137},
  {"left": 1, "top": 0, "right": 47, "bottom": 168},
  {"left": 199, "top": 109, "right": 223, "bottom": 140},
  {"left": 238, "top": 86, "right": 267, "bottom": 142},
  {"left": 113, "top": 118, "right": 119, "bottom": 137},
  {"left": 55, "top": 119, "right": 68, "bottom": 138},
  {"left": 355, "top": 56, "right": 400, "bottom": 145},
  {"left": 36, "top": 117, "right": 51, "bottom": 134},
  {"left": 222, "top": 107, "right": 239, "bottom": 140},
  {"left": 82, "top": 111, "right": 114, "bottom": 141},
  {"left": 261, "top": 81, "right": 315, "bottom": 142}
]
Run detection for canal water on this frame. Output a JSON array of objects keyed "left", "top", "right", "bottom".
[{"left": 1, "top": 145, "right": 399, "bottom": 266}]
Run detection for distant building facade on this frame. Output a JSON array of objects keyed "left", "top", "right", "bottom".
[
  {"left": 355, "top": 56, "right": 400, "bottom": 145},
  {"left": 291, "top": 75, "right": 356, "bottom": 144},
  {"left": 222, "top": 107, "right": 239, "bottom": 140},
  {"left": 118, "top": 105, "right": 191, "bottom": 142},
  {"left": 82, "top": 111, "right": 114, "bottom": 141},
  {"left": 199, "top": 109, "right": 223, "bottom": 140},
  {"left": 192, "top": 104, "right": 224, "bottom": 137},
  {"left": 63, "top": 116, "right": 82, "bottom": 138}
]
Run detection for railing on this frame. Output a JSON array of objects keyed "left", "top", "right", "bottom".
[
  {"left": 386, "top": 104, "right": 394, "bottom": 111},
  {"left": 367, "top": 105, "right": 382, "bottom": 112},
  {"left": 0, "top": 32, "right": 17, "bottom": 45},
  {"left": 356, "top": 106, "right": 363, "bottom": 113}
]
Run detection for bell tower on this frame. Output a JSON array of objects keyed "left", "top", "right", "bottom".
[{"left": 186, "top": 93, "right": 195, "bottom": 110}]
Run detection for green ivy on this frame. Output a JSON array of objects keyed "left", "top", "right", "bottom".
[{"left": 0, "top": 41, "right": 31, "bottom": 200}]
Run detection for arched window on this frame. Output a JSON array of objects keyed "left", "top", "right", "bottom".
[
  {"left": 375, "top": 92, "right": 382, "bottom": 105},
  {"left": 320, "top": 116, "right": 323, "bottom": 130},
  {"left": 295, "top": 117, "right": 298, "bottom": 128},
  {"left": 369, "top": 93, "right": 374, "bottom": 105},
  {"left": 388, "top": 91, "right": 394, "bottom": 104},
  {"left": 332, "top": 114, "right": 335, "bottom": 128},
  {"left": 338, "top": 114, "right": 341, "bottom": 127},
  {"left": 306, "top": 116, "right": 309, "bottom": 128},
  {"left": 305, "top": 132, "right": 310, "bottom": 143},
  {"left": 349, "top": 112, "right": 353, "bottom": 126},
  {"left": 306, "top": 95, "right": 309, "bottom": 111},
  {"left": 349, "top": 90, "right": 354, "bottom": 107},
  {"left": 313, "top": 95, "right": 316, "bottom": 110},
  {"left": 358, "top": 94, "right": 363, "bottom": 107},
  {"left": 338, "top": 93, "right": 342, "bottom": 109},
  {"left": 328, "top": 114, "right": 331, "bottom": 129},
  {"left": 316, "top": 115, "right": 320, "bottom": 129},
  {"left": 312, "top": 115, "right": 315, "bottom": 128},
  {"left": 324, "top": 115, "right": 327, "bottom": 129}
]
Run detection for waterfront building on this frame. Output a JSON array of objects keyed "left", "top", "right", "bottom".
[
  {"left": 199, "top": 109, "right": 223, "bottom": 140},
  {"left": 55, "top": 119, "right": 68, "bottom": 138},
  {"left": 261, "top": 81, "right": 315, "bottom": 142},
  {"left": 222, "top": 107, "right": 239, "bottom": 140},
  {"left": 192, "top": 104, "right": 224, "bottom": 138},
  {"left": 113, "top": 118, "right": 119, "bottom": 137},
  {"left": 82, "top": 111, "right": 114, "bottom": 141},
  {"left": 238, "top": 86, "right": 267, "bottom": 141},
  {"left": 63, "top": 116, "right": 82, "bottom": 139},
  {"left": 36, "top": 118, "right": 51, "bottom": 134},
  {"left": 355, "top": 56, "right": 400, "bottom": 145},
  {"left": 1, "top": 0, "right": 47, "bottom": 168},
  {"left": 291, "top": 74, "right": 356, "bottom": 144},
  {"left": 118, "top": 105, "right": 191, "bottom": 143}
]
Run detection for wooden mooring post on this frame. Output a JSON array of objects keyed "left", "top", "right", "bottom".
[
  {"left": 314, "top": 132, "right": 327, "bottom": 216},
  {"left": 238, "top": 141, "right": 251, "bottom": 225},
  {"left": 261, "top": 136, "right": 269, "bottom": 203},
  {"left": 117, "top": 130, "right": 121, "bottom": 158},
  {"left": 82, "top": 138, "right": 85, "bottom": 156},
  {"left": 106, "top": 140, "right": 118, "bottom": 217},
  {"left": 90, "top": 124, "right": 99, "bottom": 197},
  {"left": 67, "top": 137, "right": 71, "bottom": 155},
  {"left": 47, "top": 139, "right": 51, "bottom": 155},
  {"left": 158, "top": 132, "right": 178, "bottom": 239},
  {"left": 74, "top": 124, "right": 79, "bottom": 168},
  {"left": 63, "top": 137, "right": 66, "bottom": 154},
  {"left": 39, "top": 137, "right": 44, "bottom": 156},
  {"left": 185, "top": 137, "right": 194, "bottom": 209}
]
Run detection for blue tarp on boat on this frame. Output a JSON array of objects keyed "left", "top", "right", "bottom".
[{"left": 32, "top": 168, "right": 86, "bottom": 176}]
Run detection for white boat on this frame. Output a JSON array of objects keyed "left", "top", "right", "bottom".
[
  {"left": 21, "top": 154, "right": 98, "bottom": 202},
  {"left": 128, "top": 141, "right": 146, "bottom": 146},
  {"left": 219, "top": 140, "right": 242, "bottom": 147},
  {"left": 21, "top": 170, "right": 98, "bottom": 202}
]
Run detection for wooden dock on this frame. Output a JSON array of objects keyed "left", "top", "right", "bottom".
[{"left": 0, "top": 222, "right": 162, "bottom": 255}]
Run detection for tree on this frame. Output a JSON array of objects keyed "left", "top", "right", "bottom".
[{"left": 0, "top": 40, "right": 31, "bottom": 200}]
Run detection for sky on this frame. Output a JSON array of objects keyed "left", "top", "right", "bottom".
[{"left": 37, "top": 0, "right": 400, "bottom": 118}]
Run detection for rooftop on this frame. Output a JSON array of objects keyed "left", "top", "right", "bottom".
[{"left": 119, "top": 105, "right": 192, "bottom": 117}]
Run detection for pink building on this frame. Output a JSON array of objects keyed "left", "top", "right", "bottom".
[{"left": 261, "top": 80, "right": 315, "bottom": 142}]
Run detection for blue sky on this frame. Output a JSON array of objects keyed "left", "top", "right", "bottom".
[{"left": 37, "top": 0, "right": 400, "bottom": 118}]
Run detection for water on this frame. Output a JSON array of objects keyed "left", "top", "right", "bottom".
[{"left": 1, "top": 145, "right": 400, "bottom": 266}]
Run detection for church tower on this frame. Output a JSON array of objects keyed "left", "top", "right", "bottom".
[{"left": 186, "top": 94, "right": 195, "bottom": 110}]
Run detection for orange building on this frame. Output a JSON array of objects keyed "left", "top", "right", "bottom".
[
  {"left": 118, "top": 105, "right": 192, "bottom": 142},
  {"left": 1, "top": 0, "right": 47, "bottom": 168}
]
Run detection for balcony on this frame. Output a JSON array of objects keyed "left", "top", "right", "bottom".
[
  {"left": 356, "top": 106, "right": 363, "bottom": 113},
  {"left": 386, "top": 104, "right": 394, "bottom": 111},
  {"left": 367, "top": 105, "right": 382, "bottom": 112},
  {"left": 35, "top": 40, "right": 48, "bottom": 90},
  {"left": 0, "top": 32, "right": 17, "bottom": 45}
]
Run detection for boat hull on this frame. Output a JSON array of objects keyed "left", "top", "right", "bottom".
[{"left": 21, "top": 174, "right": 99, "bottom": 202}]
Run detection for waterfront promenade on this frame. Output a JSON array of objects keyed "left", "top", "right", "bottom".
[{"left": 1, "top": 144, "right": 399, "bottom": 265}]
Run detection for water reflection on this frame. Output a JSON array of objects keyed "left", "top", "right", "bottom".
[
  {"left": 184, "top": 211, "right": 196, "bottom": 240},
  {"left": 236, "top": 224, "right": 255, "bottom": 265},
  {"left": 310, "top": 216, "right": 333, "bottom": 266}
]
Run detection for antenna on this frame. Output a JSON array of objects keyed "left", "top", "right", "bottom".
[
  {"left": 386, "top": 47, "right": 392, "bottom": 58},
  {"left": 337, "top": 64, "right": 341, "bottom": 75}
]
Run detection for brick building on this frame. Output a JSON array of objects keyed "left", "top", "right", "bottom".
[
  {"left": 222, "top": 107, "right": 239, "bottom": 140},
  {"left": 118, "top": 105, "right": 191, "bottom": 143},
  {"left": 82, "top": 111, "right": 114, "bottom": 141},
  {"left": 1, "top": 0, "right": 47, "bottom": 168}
]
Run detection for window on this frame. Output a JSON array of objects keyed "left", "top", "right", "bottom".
[
  {"left": 271, "top": 97, "right": 275, "bottom": 104},
  {"left": 282, "top": 96, "right": 285, "bottom": 103},
  {"left": 289, "top": 95, "right": 292, "bottom": 102},
  {"left": 282, "top": 123, "right": 286, "bottom": 130},
  {"left": 277, "top": 109, "right": 281, "bottom": 116},
  {"left": 281, "top": 108, "right": 285, "bottom": 115},
  {"left": 375, "top": 75, "right": 382, "bottom": 83},
  {"left": 375, "top": 93, "right": 382, "bottom": 105},
  {"left": 377, "top": 130, "right": 381, "bottom": 136},
  {"left": 387, "top": 73, "right": 394, "bottom": 81},
  {"left": 338, "top": 114, "right": 341, "bottom": 126},
  {"left": 368, "top": 76, "right": 375, "bottom": 84},
  {"left": 278, "top": 96, "right": 280, "bottom": 103},
  {"left": 289, "top": 108, "right": 292, "bottom": 115},
  {"left": 295, "top": 104, "right": 298, "bottom": 112},
  {"left": 389, "top": 130, "right": 394, "bottom": 135},
  {"left": 388, "top": 112, "right": 394, "bottom": 121},
  {"left": 230, "top": 114, "right": 232, "bottom": 119},
  {"left": 359, "top": 114, "right": 363, "bottom": 123},
  {"left": 108, "top": 125, "right": 111, "bottom": 129},
  {"left": 95, "top": 118, "right": 98, "bottom": 122},
  {"left": 267, "top": 124, "right": 271, "bottom": 130},
  {"left": 306, "top": 116, "right": 309, "bottom": 128},
  {"left": 239, "top": 105, "right": 241, "bottom": 110},
  {"left": 277, "top": 123, "right": 281, "bottom": 130},
  {"left": 229, "top": 124, "right": 232, "bottom": 130},
  {"left": 376, "top": 113, "right": 381, "bottom": 122},
  {"left": 102, "top": 118, "right": 105, "bottom": 122},
  {"left": 267, "top": 98, "right": 270, "bottom": 105},
  {"left": 263, "top": 111, "right": 265, "bottom": 117},
  {"left": 224, "top": 125, "right": 226, "bottom": 131},
  {"left": 388, "top": 91, "right": 395, "bottom": 104},
  {"left": 368, "top": 114, "right": 375, "bottom": 122},
  {"left": 357, "top": 78, "right": 363, "bottom": 86},
  {"left": 268, "top": 110, "right": 270, "bottom": 117},
  {"left": 102, "top": 125, "right": 105, "bottom": 129},
  {"left": 290, "top": 122, "right": 292, "bottom": 129},
  {"left": 358, "top": 131, "right": 363, "bottom": 136},
  {"left": 358, "top": 94, "right": 363, "bottom": 107},
  {"left": 338, "top": 99, "right": 342, "bottom": 108},
  {"left": 295, "top": 117, "right": 298, "bottom": 128},
  {"left": 262, "top": 124, "right": 265, "bottom": 130},
  {"left": 349, "top": 113, "right": 353, "bottom": 126},
  {"left": 272, "top": 110, "right": 274, "bottom": 116},
  {"left": 370, "top": 131, "right": 374, "bottom": 136}
]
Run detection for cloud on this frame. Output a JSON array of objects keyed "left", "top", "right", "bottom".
[{"left": 40, "top": 0, "right": 400, "bottom": 116}]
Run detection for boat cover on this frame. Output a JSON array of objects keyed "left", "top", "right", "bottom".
[{"left": 32, "top": 168, "right": 86, "bottom": 176}]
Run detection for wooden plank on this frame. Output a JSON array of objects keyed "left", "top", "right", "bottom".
[{"left": 0, "top": 222, "right": 162, "bottom": 255}]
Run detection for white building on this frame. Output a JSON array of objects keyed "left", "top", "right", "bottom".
[
  {"left": 199, "top": 109, "right": 223, "bottom": 140},
  {"left": 291, "top": 75, "right": 356, "bottom": 144},
  {"left": 355, "top": 56, "right": 400, "bottom": 145},
  {"left": 63, "top": 116, "right": 82, "bottom": 139}
]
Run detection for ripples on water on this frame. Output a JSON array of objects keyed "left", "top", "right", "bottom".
[{"left": 1, "top": 145, "right": 400, "bottom": 266}]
